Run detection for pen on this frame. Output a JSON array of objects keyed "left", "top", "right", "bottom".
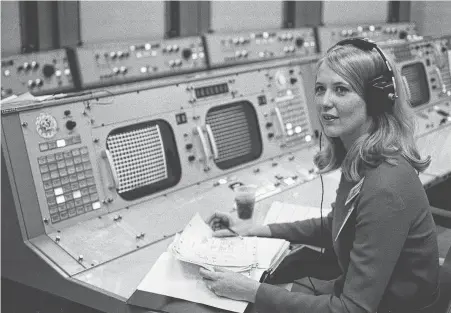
[{"left": 225, "top": 226, "right": 244, "bottom": 240}]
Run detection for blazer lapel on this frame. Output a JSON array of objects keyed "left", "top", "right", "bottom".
[{"left": 335, "top": 178, "right": 365, "bottom": 241}]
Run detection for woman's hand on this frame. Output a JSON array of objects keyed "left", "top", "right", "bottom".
[
  {"left": 199, "top": 267, "right": 261, "bottom": 302},
  {"left": 205, "top": 211, "right": 272, "bottom": 238}
]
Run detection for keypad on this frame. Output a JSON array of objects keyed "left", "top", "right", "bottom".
[{"left": 38, "top": 146, "right": 101, "bottom": 224}]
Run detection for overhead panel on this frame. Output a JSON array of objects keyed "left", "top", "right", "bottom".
[
  {"left": 323, "top": 1, "right": 389, "bottom": 25},
  {"left": 79, "top": 1, "right": 165, "bottom": 44},
  {"left": 210, "top": 1, "right": 283, "bottom": 32}
]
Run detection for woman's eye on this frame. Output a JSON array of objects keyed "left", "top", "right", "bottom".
[
  {"left": 336, "top": 86, "right": 349, "bottom": 95},
  {"left": 315, "top": 86, "right": 325, "bottom": 94}
]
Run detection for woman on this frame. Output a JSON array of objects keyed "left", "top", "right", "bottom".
[{"left": 200, "top": 39, "right": 440, "bottom": 313}]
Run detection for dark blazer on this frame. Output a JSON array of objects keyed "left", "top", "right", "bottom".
[{"left": 255, "top": 155, "right": 440, "bottom": 313}]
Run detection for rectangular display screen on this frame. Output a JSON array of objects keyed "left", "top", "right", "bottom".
[
  {"left": 401, "top": 62, "right": 430, "bottom": 108},
  {"left": 194, "top": 83, "right": 229, "bottom": 99}
]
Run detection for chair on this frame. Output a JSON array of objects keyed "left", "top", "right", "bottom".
[{"left": 436, "top": 245, "right": 451, "bottom": 313}]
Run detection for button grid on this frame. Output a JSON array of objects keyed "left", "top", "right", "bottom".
[{"left": 38, "top": 146, "right": 100, "bottom": 224}]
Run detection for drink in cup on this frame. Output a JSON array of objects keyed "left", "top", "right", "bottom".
[{"left": 234, "top": 185, "right": 257, "bottom": 220}]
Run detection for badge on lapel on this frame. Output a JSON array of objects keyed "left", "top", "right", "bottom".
[{"left": 335, "top": 178, "right": 365, "bottom": 241}]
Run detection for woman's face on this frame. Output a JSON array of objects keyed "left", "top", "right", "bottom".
[{"left": 315, "top": 62, "right": 369, "bottom": 148}]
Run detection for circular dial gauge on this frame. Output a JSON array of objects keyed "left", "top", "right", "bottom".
[{"left": 36, "top": 113, "right": 58, "bottom": 138}]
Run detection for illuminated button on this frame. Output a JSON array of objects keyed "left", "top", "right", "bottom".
[
  {"left": 56, "top": 195, "right": 65, "bottom": 204},
  {"left": 305, "top": 135, "right": 312, "bottom": 142},
  {"left": 92, "top": 201, "right": 101, "bottom": 210},
  {"left": 140, "top": 67, "right": 148, "bottom": 73},
  {"left": 369, "top": 25, "right": 375, "bottom": 32},
  {"left": 285, "top": 123, "right": 292, "bottom": 129},
  {"left": 263, "top": 32, "right": 269, "bottom": 39},
  {"left": 113, "top": 67, "right": 120, "bottom": 74},
  {"left": 4, "top": 69, "right": 10, "bottom": 76},
  {"left": 28, "top": 80, "right": 36, "bottom": 88},
  {"left": 110, "top": 52, "right": 117, "bottom": 58},
  {"left": 357, "top": 26, "right": 363, "bottom": 32},
  {"left": 55, "top": 70, "right": 62, "bottom": 77},
  {"left": 73, "top": 190, "right": 81, "bottom": 199},
  {"left": 119, "top": 66, "right": 127, "bottom": 73},
  {"left": 287, "top": 129, "right": 294, "bottom": 136},
  {"left": 173, "top": 45, "right": 179, "bottom": 52},
  {"left": 64, "top": 68, "right": 71, "bottom": 76},
  {"left": 56, "top": 139, "right": 66, "bottom": 147},
  {"left": 54, "top": 187, "right": 63, "bottom": 196},
  {"left": 198, "top": 52, "right": 204, "bottom": 58},
  {"left": 295, "top": 126, "right": 302, "bottom": 133},
  {"left": 145, "top": 43, "right": 151, "bottom": 50},
  {"left": 36, "top": 79, "right": 43, "bottom": 87}
]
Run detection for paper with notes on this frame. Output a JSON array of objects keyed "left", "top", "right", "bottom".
[
  {"left": 128, "top": 212, "right": 290, "bottom": 312},
  {"left": 263, "top": 201, "right": 332, "bottom": 225},
  {"left": 170, "top": 213, "right": 258, "bottom": 271}
]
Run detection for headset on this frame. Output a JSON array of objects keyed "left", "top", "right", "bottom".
[{"left": 332, "top": 37, "right": 398, "bottom": 116}]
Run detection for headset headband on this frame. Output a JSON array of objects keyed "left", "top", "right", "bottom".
[{"left": 333, "top": 37, "right": 398, "bottom": 102}]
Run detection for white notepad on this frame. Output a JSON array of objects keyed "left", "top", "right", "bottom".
[
  {"left": 263, "top": 201, "right": 331, "bottom": 225},
  {"left": 128, "top": 213, "right": 290, "bottom": 313}
]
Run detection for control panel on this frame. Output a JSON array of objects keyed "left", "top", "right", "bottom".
[
  {"left": 204, "top": 28, "right": 317, "bottom": 68},
  {"left": 381, "top": 36, "right": 451, "bottom": 136},
  {"left": 1, "top": 49, "right": 77, "bottom": 98},
  {"left": 12, "top": 58, "right": 318, "bottom": 241},
  {"left": 74, "top": 36, "right": 207, "bottom": 90},
  {"left": 317, "top": 22, "right": 419, "bottom": 52}
]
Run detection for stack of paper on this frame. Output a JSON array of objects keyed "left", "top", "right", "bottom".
[
  {"left": 128, "top": 213, "right": 291, "bottom": 313},
  {"left": 170, "top": 213, "right": 258, "bottom": 273}
]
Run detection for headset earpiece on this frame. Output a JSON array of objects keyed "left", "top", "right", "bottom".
[
  {"left": 333, "top": 37, "right": 398, "bottom": 116},
  {"left": 366, "top": 74, "right": 396, "bottom": 116}
]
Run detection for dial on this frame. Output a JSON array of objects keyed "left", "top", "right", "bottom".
[{"left": 36, "top": 113, "right": 58, "bottom": 138}]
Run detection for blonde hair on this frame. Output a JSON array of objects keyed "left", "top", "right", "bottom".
[{"left": 314, "top": 44, "right": 430, "bottom": 182}]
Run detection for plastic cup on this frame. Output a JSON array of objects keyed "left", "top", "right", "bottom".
[{"left": 234, "top": 185, "right": 257, "bottom": 220}]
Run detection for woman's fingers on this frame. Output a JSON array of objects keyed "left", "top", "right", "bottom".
[
  {"left": 212, "top": 229, "right": 235, "bottom": 237},
  {"left": 206, "top": 212, "right": 231, "bottom": 228},
  {"left": 199, "top": 268, "right": 221, "bottom": 280}
]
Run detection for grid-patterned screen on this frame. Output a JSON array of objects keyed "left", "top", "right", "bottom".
[
  {"left": 206, "top": 101, "right": 262, "bottom": 169},
  {"left": 106, "top": 125, "right": 168, "bottom": 194},
  {"left": 401, "top": 62, "right": 430, "bottom": 107}
]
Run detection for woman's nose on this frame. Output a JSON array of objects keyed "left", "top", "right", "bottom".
[{"left": 318, "top": 90, "right": 334, "bottom": 109}]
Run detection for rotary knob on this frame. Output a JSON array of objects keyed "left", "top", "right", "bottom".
[
  {"left": 42, "top": 64, "right": 56, "bottom": 78},
  {"left": 66, "top": 120, "right": 77, "bottom": 130},
  {"left": 182, "top": 48, "right": 192, "bottom": 60}
]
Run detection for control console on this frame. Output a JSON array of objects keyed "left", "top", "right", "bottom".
[
  {"left": 317, "top": 22, "right": 419, "bottom": 52},
  {"left": 1, "top": 49, "right": 77, "bottom": 98},
  {"left": 204, "top": 28, "right": 317, "bottom": 68},
  {"left": 74, "top": 36, "right": 207, "bottom": 90}
]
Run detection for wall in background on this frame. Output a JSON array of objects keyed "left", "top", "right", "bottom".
[
  {"left": 1, "top": 1, "right": 22, "bottom": 57},
  {"left": 79, "top": 1, "right": 165, "bottom": 44},
  {"left": 411, "top": 1, "right": 451, "bottom": 36},
  {"left": 323, "top": 0, "right": 389, "bottom": 25},
  {"left": 210, "top": 1, "right": 283, "bottom": 32}
]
